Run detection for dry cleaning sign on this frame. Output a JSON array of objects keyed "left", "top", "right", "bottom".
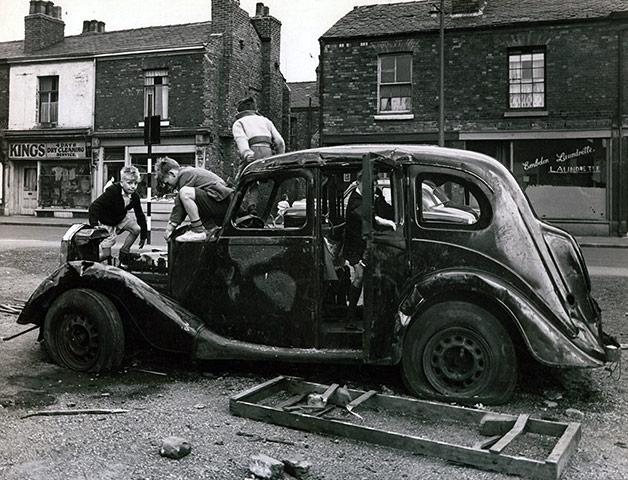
[{"left": 9, "top": 141, "right": 86, "bottom": 159}]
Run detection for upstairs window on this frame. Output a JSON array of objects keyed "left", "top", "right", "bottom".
[
  {"left": 509, "top": 48, "right": 545, "bottom": 109},
  {"left": 38, "top": 76, "right": 58, "bottom": 125},
  {"left": 378, "top": 54, "right": 412, "bottom": 113},
  {"left": 144, "top": 69, "right": 169, "bottom": 119}
]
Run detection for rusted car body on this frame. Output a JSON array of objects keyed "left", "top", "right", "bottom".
[{"left": 17, "top": 145, "right": 620, "bottom": 404}]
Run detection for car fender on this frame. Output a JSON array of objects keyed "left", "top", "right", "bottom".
[
  {"left": 17, "top": 261, "right": 204, "bottom": 354},
  {"left": 394, "top": 269, "right": 606, "bottom": 368}
]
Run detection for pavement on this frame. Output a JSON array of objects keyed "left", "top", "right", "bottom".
[{"left": 2, "top": 214, "right": 628, "bottom": 249}]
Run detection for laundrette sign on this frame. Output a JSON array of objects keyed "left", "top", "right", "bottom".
[
  {"left": 9, "top": 141, "right": 86, "bottom": 159},
  {"left": 521, "top": 145, "right": 600, "bottom": 174}
]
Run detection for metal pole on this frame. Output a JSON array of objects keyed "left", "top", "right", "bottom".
[
  {"left": 146, "top": 103, "right": 152, "bottom": 245},
  {"left": 438, "top": 0, "right": 445, "bottom": 147}
]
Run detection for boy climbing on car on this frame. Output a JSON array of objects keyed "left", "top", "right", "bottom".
[
  {"left": 155, "top": 156, "right": 234, "bottom": 242},
  {"left": 88, "top": 165, "right": 147, "bottom": 265}
]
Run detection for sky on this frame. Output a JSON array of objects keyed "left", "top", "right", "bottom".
[{"left": 0, "top": 0, "right": 418, "bottom": 82}]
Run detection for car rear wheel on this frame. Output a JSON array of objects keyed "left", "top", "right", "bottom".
[
  {"left": 401, "top": 301, "right": 517, "bottom": 405},
  {"left": 43, "top": 289, "right": 124, "bottom": 372}
]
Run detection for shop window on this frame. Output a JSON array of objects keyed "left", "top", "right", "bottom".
[
  {"left": 513, "top": 139, "right": 607, "bottom": 220},
  {"left": 508, "top": 47, "right": 545, "bottom": 109},
  {"left": 144, "top": 70, "right": 169, "bottom": 119},
  {"left": 38, "top": 76, "right": 59, "bottom": 125},
  {"left": 378, "top": 53, "right": 412, "bottom": 113},
  {"left": 416, "top": 175, "right": 483, "bottom": 228},
  {"left": 39, "top": 162, "right": 91, "bottom": 209}
]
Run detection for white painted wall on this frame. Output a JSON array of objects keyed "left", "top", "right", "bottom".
[{"left": 9, "top": 60, "right": 94, "bottom": 129}]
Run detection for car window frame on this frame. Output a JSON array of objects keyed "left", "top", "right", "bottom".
[{"left": 412, "top": 168, "right": 492, "bottom": 231}]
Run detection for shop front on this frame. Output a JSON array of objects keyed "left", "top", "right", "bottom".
[
  {"left": 5, "top": 133, "right": 92, "bottom": 217},
  {"left": 465, "top": 134, "right": 611, "bottom": 236}
]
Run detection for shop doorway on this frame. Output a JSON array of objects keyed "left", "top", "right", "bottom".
[{"left": 19, "top": 163, "right": 38, "bottom": 215}]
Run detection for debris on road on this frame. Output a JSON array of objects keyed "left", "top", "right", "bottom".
[
  {"left": 282, "top": 454, "right": 311, "bottom": 478},
  {"left": 159, "top": 436, "right": 192, "bottom": 459},
  {"left": 21, "top": 408, "right": 129, "bottom": 419},
  {"left": 248, "top": 453, "right": 284, "bottom": 480},
  {"left": 231, "top": 376, "right": 583, "bottom": 480}
]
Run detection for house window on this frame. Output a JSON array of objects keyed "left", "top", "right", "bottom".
[
  {"left": 378, "top": 54, "right": 412, "bottom": 113},
  {"left": 39, "top": 76, "right": 58, "bottom": 124},
  {"left": 144, "top": 69, "right": 169, "bottom": 119},
  {"left": 509, "top": 48, "right": 545, "bottom": 109}
]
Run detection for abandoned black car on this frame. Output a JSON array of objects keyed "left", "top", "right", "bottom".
[{"left": 17, "top": 145, "right": 620, "bottom": 405}]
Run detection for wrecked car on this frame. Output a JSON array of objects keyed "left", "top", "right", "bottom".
[{"left": 17, "top": 145, "right": 620, "bottom": 405}]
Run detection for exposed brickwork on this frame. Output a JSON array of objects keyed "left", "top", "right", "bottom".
[
  {"left": 95, "top": 53, "right": 206, "bottom": 130},
  {"left": 24, "top": 14, "right": 64, "bottom": 53},
  {"left": 451, "top": 0, "right": 481, "bottom": 15},
  {"left": 0, "top": 64, "right": 9, "bottom": 129},
  {"left": 320, "top": 21, "right": 628, "bottom": 139}
]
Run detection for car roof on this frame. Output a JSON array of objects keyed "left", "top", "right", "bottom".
[{"left": 244, "top": 144, "right": 514, "bottom": 192}]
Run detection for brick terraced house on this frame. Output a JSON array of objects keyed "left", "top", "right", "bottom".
[
  {"left": 319, "top": 0, "right": 628, "bottom": 236},
  {"left": 0, "top": 0, "right": 289, "bottom": 219}
]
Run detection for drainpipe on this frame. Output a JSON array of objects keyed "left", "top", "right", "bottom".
[
  {"left": 619, "top": 27, "right": 626, "bottom": 236},
  {"left": 318, "top": 39, "right": 324, "bottom": 147}
]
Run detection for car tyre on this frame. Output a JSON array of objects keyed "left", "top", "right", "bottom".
[
  {"left": 43, "top": 288, "right": 124, "bottom": 372},
  {"left": 401, "top": 301, "right": 517, "bottom": 405}
]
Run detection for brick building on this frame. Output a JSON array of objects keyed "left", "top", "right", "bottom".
[
  {"left": 0, "top": 0, "right": 289, "bottom": 218},
  {"left": 319, "top": 0, "right": 628, "bottom": 236},
  {"left": 287, "top": 81, "right": 319, "bottom": 151}
]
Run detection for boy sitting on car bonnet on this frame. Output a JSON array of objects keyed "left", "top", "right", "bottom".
[
  {"left": 88, "top": 165, "right": 147, "bottom": 265},
  {"left": 155, "top": 156, "right": 234, "bottom": 242}
]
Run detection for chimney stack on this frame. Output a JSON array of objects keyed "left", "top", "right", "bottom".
[
  {"left": 255, "top": 2, "right": 264, "bottom": 16},
  {"left": 82, "top": 19, "right": 106, "bottom": 34},
  {"left": 451, "top": 0, "right": 481, "bottom": 15},
  {"left": 24, "top": 0, "right": 65, "bottom": 53}
]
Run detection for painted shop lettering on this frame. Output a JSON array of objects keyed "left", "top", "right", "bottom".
[
  {"left": 522, "top": 145, "right": 596, "bottom": 172},
  {"left": 9, "top": 143, "right": 46, "bottom": 158}
]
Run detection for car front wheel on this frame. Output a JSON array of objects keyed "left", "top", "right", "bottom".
[
  {"left": 401, "top": 301, "right": 517, "bottom": 405},
  {"left": 43, "top": 288, "right": 124, "bottom": 372}
]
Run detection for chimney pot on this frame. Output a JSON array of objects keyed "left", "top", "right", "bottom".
[
  {"left": 44, "top": 1, "right": 54, "bottom": 16},
  {"left": 263, "top": 6, "right": 269, "bottom": 16},
  {"left": 90, "top": 19, "right": 98, "bottom": 32},
  {"left": 255, "top": 3, "right": 264, "bottom": 16},
  {"left": 34, "top": 1, "right": 45, "bottom": 14},
  {"left": 82, "top": 20, "right": 90, "bottom": 33},
  {"left": 29, "top": 0, "right": 37, "bottom": 14},
  {"left": 98, "top": 21, "right": 105, "bottom": 32},
  {"left": 54, "top": 5, "right": 62, "bottom": 19}
]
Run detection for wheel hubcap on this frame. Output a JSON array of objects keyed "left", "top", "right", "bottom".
[
  {"left": 58, "top": 312, "right": 99, "bottom": 369},
  {"left": 423, "top": 327, "right": 491, "bottom": 397}
]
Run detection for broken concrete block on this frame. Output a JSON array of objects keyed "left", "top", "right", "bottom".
[
  {"left": 249, "top": 453, "right": 284, "bottom": 479},
  {"left": 159, "top": 436, "right": 192, "bottom": 459},
  {"left": 565, "top": 408, "right": 584, "bottom": 420},
  {"left": 479, "top": 413, "right": 516, "bottom": 436},
  {"left": 335, "top": 386, "right": 352, "bottom": 407},
  {"left": 282, "top": 454, "right": 311, "bottom": 478},
  {"left": 543, "top": 400, "right": 558, "bottom": 408}
]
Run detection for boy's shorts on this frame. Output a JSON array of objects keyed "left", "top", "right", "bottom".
[
  {"left": 195, "top": 188, "right": 231, "bottom": 224},
  {"left": 100, "top": 215, "right": 136, "bottom": 248}
]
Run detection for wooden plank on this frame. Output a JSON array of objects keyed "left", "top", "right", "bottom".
[
  {"left": 545, "top": 422, "right": 582, "bottom": 479},
  {"left": 489, "top": 414, "right": 530, "bottom": 454},
  {"left": 473, "top": 435, "right": 502, "bottom": 450},
  {"left": 229, "top": 375, "right": 286, "bottom": 404},
  {"left": 278, "top": 393, "right": 309, "bottom": 410},
  {"left": 230, "top": 400, "right": 556, "bottom": 480}
]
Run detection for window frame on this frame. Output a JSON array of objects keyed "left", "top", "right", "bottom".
[
  {"left": 377, "top": 53, "right": 413, "bottom": 114},
  {"left": 508, "top": 47, "right": 546, "bottom": 110},
  {"left": 414, "top": 172, "right": 492, "bottom": 231},
  {"left": 227, "top": 169, "right": 314, "bottom": 236},
  {"left": 144, "top": 69, "right": 169, "bottom": 119},
  {"left": 38, "top": 75, "right": 59, "bottom": 125}
]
